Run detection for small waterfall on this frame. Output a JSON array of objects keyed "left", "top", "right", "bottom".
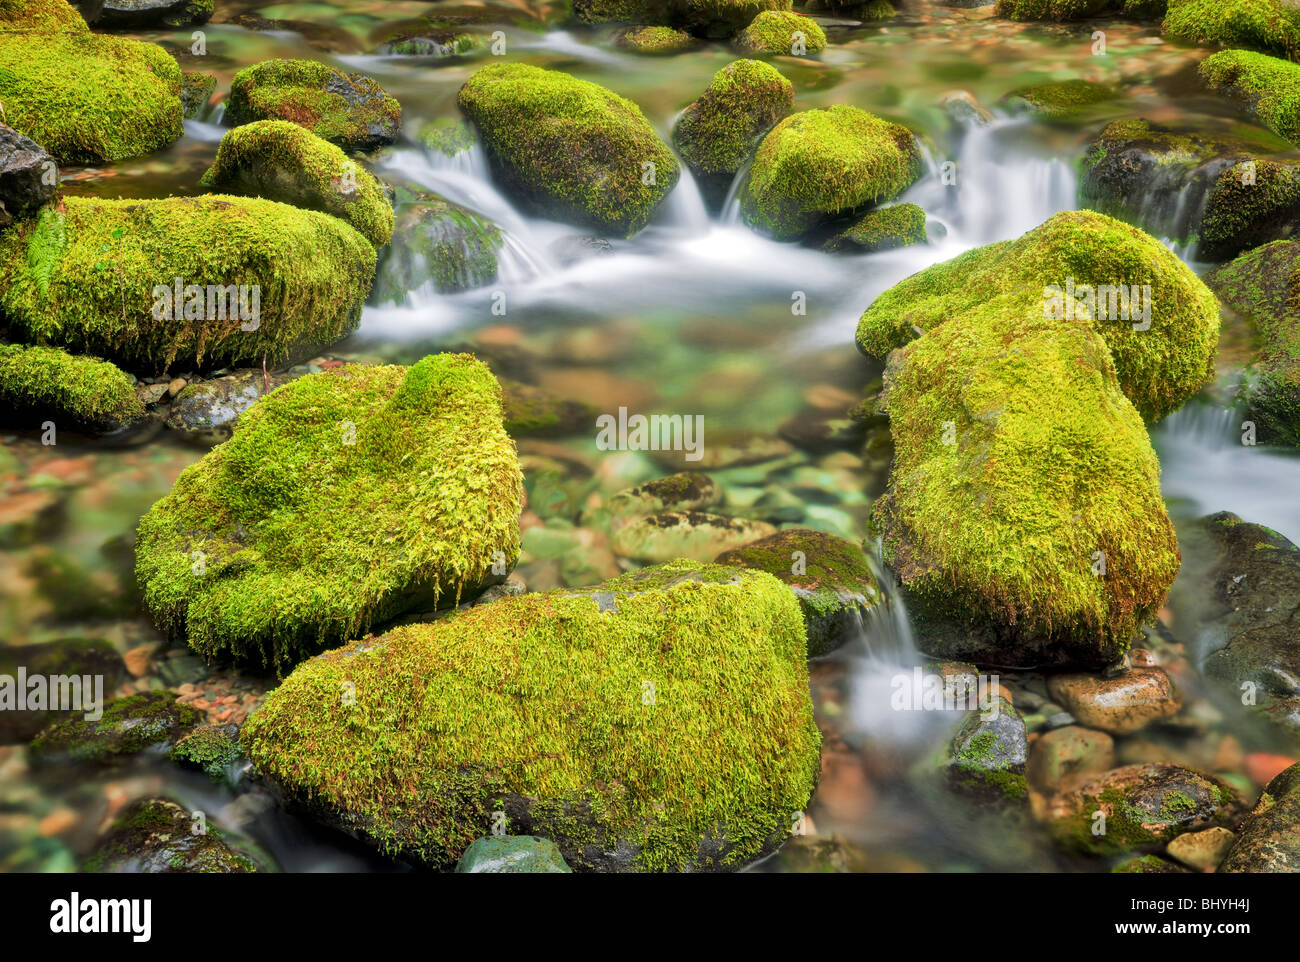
[{"left": 655, "top": 167, "right": 711, "bottom": 234}]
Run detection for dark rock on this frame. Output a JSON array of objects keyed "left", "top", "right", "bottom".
[
  {"left": 0, "top": 124, "right": 57, "bottom": 227},
  {"left": 99, "top": 0, "right": 214, "bottom": 29},
  {"left": 83, "top": 798, "right": 259, "bottom": 873},
  {"left": 942, "top": 696, "right": 1029, "bottom": 805},
  {"left": 165, "top": 370, "right": 296, "bottom": 446},
  {"left": 371, "top": 188, "right": 501, "bottom": 301},
  {"left": 1219, "top": 763, "right": 1300, "bottom": 872},
  {"left": 179, "top": 71, "right": 217, "bottom": 120},
  {"left": 28, "top": 691, "right": 201, "bottom": 767}
]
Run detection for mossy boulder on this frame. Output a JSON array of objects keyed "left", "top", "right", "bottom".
[
  {"left": 0, "top": 0, "right": 90, "bottom": 30},
  {"left": 943, "top": 697, "right": 1029, "bottom": 805},
  {"left": 83, "top": 798, "right": 259, "bottom": 873},
  {"left": 0, "top": 15, "right": 183, "bottom": 165},
  {"left": 372, "top": 17, "right": 486, "bottom": 56},
  {"left": 180, "top": 71, "right": 217, "bottom": 120},
  {"left": 169, "top": 723, "right": 241, "bottom": 783},
  {"left": 455, "top": 835, "right": 573, "bottom": 872},
  {"left": 241, "top": 560, "right": 820, "bottom": 871},
  {"left": 1081, "top": 119, "right": 1300, "bottom": 261},
  {"left": 672, "top": 59, "right": 794, "bottom": 209},
  {"left": 29, "top": 691, "right": 200, "bottom": 766},
  {"left": 135, "top": 354, "right": 523, "bottom": 672},
  {"left": 739, "top": 106, "right": 923, "bottom": 241},
  {"left": 0, "top": 637, "right": 126, "bottom": 744},
  {"left": 734, "top": 11, "right": 827, "bottom": 54},
  {"left": 574, "top": 0, "right": 792, "bottom": 38},
  {"left": 0, "top": 123, "right": 57, "bottom": 226},
  {"left": 0, "top": 344, "right": 147, "bottom": 435},
  {"left": 1164, "top": 0, "right": 1300, "bottom": 59},
  {"left": 200, "top": 121, "right": 394, "bottom": 248},
  {"left": 822, "top": 202, "right": 927, "bottom": 254},
  {"left": 1206, "top": 241, "right": 1300, "bottom": 445},
  {"left": 857, "top": 210, "right": 1220, "bottom": 422},
  {"left": 1047, "top": 763, "right": 1242, "bottom": 856},
  {"left": 371, "top": 188, "right": 501, "bottom": 301},
  {"left": 1004, "top": 79, "right": 1120, "bottom": 118},
  {"left": 458, "top": 63, "right": 679, "bottom": 237},
  {"left": 1200, "top": 50, "right": 1300, "bottom": 147},
  {"left": 715, "top": 528, "right": 879, "bottom": 656},
  {"left": 616, "top": 25, "right": 699, "bottom": 53},
  {"left": 226, "top": 59, "right": 402, "bottom": 151},
  {"left": 0, "top": 196, "right": 376, "bottom": 375},
  {"left": 99, "top": 0, "right": 212, "bottom": 28},
  {"left": 1219, "top": 763, "right": 1300, "bottom": 872}
]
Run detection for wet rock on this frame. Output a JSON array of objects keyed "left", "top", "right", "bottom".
[
  {"left": 943, "top": 696, "right": 1029, "bottom": 806},
  {"left": 419, "top": 118, "right": 476, "bottom": 159},
  {"left": 1045, "top": 668, "right": 1180, "bottom": 735},
  {"left": 83, "top": 798, "right": 258, "bottom": 873},
  {"left": 821, "top": 203, "right": 928, "bottom": 255},
  {"left": 0, "top": 345, "right": 149, "bottom": 437},
  {"left": 939, "top": 90, "right": 993, "bottom": 126},
  {"left": 99, "top": 0, "right": 213, "bottom": 29},
  {"left": 715, "top": 528, "right": 879, "bottom": 656},
  {"left": 28, "top": 691, "right": 201, "bottom": 767},
  {"left": 226, "top": 59, "right": 401, "bottom": 151},
  {"left": 164, "top": 370, "right": 295, "bottom": 446},
  {"left": 0, "top": 639, "right": 126, "bottom": 745},
  {"left": 226, "top": 14, "right": 362, "bottom": 54},
  {"left": 371, "top": 188, "right": 502, "bottom": 301},
  {"left": 0, "top": 124, "right": 56, "bottom": 227},
  {"left": 168, "top": 724, "right": 242, "bottom": 784},
  {"left": 768, "top": 833, "right": 872, "bottom": 872},
  {"left": 1219, "top": 763, "right": 1300, "bottom": 872},
  {"left": 1004, "top": 79, "right": 1120, "bottom": 119},
  {"left": 611, "top": 511, "right": 776, "bottom": 563},
  {"left": 455, "top": 835, "right": 573, "bottom": 872},
  {"left": 1026, "top": 725, "right": 1115, "bottom": 791},
  {"left": 501, "top": 380, "right": 598, "bottom": 438},
  {"left": 651, "top": 431, "right": 793, "bottom": 470},
  {"left": 179, "top": 71, "right": 216, "bottom": 120},
  {"left": 601, "top": 472, "right": 721, "bottom": 520},
  {"left": 1112, "top": 854, "right": 1189, "bottom": 873},
  {"left": 373, "top": 16, "right": 486, "bottom": 56},
  {"left": 1046, "top": 763, "right": 1242, "bottom": 856},
  {"left": 1166, "top": 826, "right": 1235, "bottom": 871}
]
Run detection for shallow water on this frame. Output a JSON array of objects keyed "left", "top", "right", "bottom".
[{"left": 2, "top": 1, "right": 1298, "bottom": 873}]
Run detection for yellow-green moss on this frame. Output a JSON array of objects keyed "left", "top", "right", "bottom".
[
  {"left": 226, "top": 59, "right": 402, "bottom": 151},
  {"left": 1164, "top": 0, "right": 1300, "bottom": 59},
  {"left": 458, "top": 62, "right": 679, "bottom": 237},
  {"left": 0, "top": 343, "right": 145, "bottom": 431},
  {"left": 0, "top": 195, "right": 376, "bottom": 375},
  {"left": 200, "top": 121, "right": 394, "bottom": 248},
  {"left": 1006, "top": 79, "right": 1121, "bottom": 118},
  {"left": 135, "top": 354, "right": 523, "bottom": 673},
  {"left": 995, "top": 0, "right": 1164, "bottom": 18},
  {"left": 857, "top": 210, "right": 1220, "bottom": 422},
  {"left": 575, "top": 0, "right": 792, "bottom": 37},
  {"left": 1200, "top": 50, "right": 1300, "bottom": 146},
  {"left": 0, "top": 22, "right": 183, "bottom": 165},
  {"left": 371, "top": 187, "right": 501, "bottom": 301},
  {"left": 823, "top": 202, "right": 927, "bottom": 253},
  {"left": 241, "top": 559, "right": 820, "bottom": 870},
  {"left": 617, "top": 25, "right": 698, "bottom": 53},
  {"left": 734, "top": 11, "right": 827, "bottom": 54},
  {"left": 739, "top": 106, "right": 922, "bottom": 241}
]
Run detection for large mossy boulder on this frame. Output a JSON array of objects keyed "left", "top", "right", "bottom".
[
  {"left": 241, "top": 560, "right": 821, "bottom": 871},
  {"left": 457, "top": 63, "right": 679, "bottom": 237},
  {"left": 0, "top": 196, "right": 376, "bottom": 375},
  {"left": 371, "top": 188, "right": 502, "bottom": 302},
  {"left": 574, "top": 0, "right": 792, "bottom": 38},
  {"left": 135, "top": 354, "right": 524, "bottom": 672},
  {"left": 0, "top": 4, "right": 183, "bottom": 165},
  {"left": 857, "top": 212, "right": 1218, "bottom": 668},
  {"left": 226, "top": 59, "right": 402, "bottom": 152},
  {"left": 739, "top": 106, "right": 922, "bottom": 242},
  {"left": 0, "top": 344, "right": 147, "bottom": 435},
  {"left": 1200, "top": 50, "right": 1300, "bottom": 147},
  {"left": 1164, "top": 0, "right": 1300, "bottom": 60},
  {"left": 733, "top": 11, "right": 827, "bottom": 54},
  {"left": 1206, "top": 241, "right": 1300, "bottom": 445},
  {"left": 672, "top": 59, "right": 793, "bottom": 209},
  {"left": 1081, "top": 119, "right": 1300, "bottom": 261},
  {"left": 200, "top": 121, "right": 394, "bottom": 249},
  {"left": 1219, "top": 763, "right": 1300, "bottom": 872}
]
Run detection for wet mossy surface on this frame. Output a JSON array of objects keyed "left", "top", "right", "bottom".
[
  {"left": 371, "top": 188, "right": 501, "bottom": 300},
  {"left": 822, "top": 202, "right": 927, "bottom": 254},
  {"left": 169, "top": 724, "right": 242, "bottom": 783},
  {"left": 0, "top": 344, "right": 146, "bottom": 434},
  {"left": 1165, "top": 0, "right": 1300, "bottom": 59},
  {"left": 29, "top": 691, "right": 200, "bottom": 766},
  {"left": 733, "top": 11, "right": 827, "bottom": 54},
  {"left": 82, "top": 797, "right": 259, "bottom": 873},
  {"left": 1200, "top": 49, "right": 1300, "bottom": 147}
]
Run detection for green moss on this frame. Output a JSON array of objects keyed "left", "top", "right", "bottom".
[
  {"left": 226, "top": 59, "right": 402, "bottom": 151},
  {"left": 83, "top": 797, "right": 258, "bottom": 873},
  {"left": 739, "top": 106, "right": 922, "bottom": 241},
  {"left": 734, "top": 11, "right": 827, "bottom": 54},
  {"left": 995, "top": 0, "right": 1163, "bottom": 18},
  {"left": 824, "top": 202, "right": 927, "bottom": 253},
  {"left": 1200, "top": 50, "right": 1300, "bottom": 146},
  {"left": 1202, "top": 160, "right": 1300, "bottom": 259},
  {"left": 0, "top": 344, "right": 145, "bottom": 432},
  {"left": 419, "top": 118, "right": 476, "bottom": 157},
  {"left": 1165, "top": 0, "right": 1300, "bottom": 59},
  {"left": 0, "top": 25, "right": 183, "bottom": 165},
  {"left": 500, "top": 379, "right": 599, "bottom": 437},
  {"left": 618, "top": 25, "right": 698, "bottom": 53},
  {"left": 242, "top": 559, "right": 820, "bottom": 871},
  {"left": 180, "top": 71, "right": 217, "bottom": 120},
  {"left": 135, "top": 354, "right": 523, "bottom": 673},
  {"left": 458, "top": 63, "right": 679, "bottom": 237},
  {"left": 200, "top": 121, "right": 394, "bottom": 248},
  {"left": 0, "top": 195, "right": 376, "bottom": 375},
  {"left": 1007, "top": 79, "right": 1121, "bottom": 118},
  {"left": 857, "top": 210, "right": 1220, "bottom": 422},
  {"left": 574, "top": 0, "right": 792, "bottom": 37},
  {"left": 169, "top": 725, "right": 241, "bottom": 782},
  {"left": 372, "top": 188, "right": 501, "bottom": 301},
  {"left": 30, "top": 691, "right": 201, "bottom": 766},
  {"left": 0, "top": 0, "right": 88, "bottom": 31},
  {"left": 672, "top": 59, "right": 793, "bottom": 202}
]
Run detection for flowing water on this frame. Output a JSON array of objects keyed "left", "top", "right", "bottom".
[{"left": 2, "top": 1, "right": 1296, "bottom": 873}]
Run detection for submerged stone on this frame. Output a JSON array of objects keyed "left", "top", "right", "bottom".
[
  {"left": 1026, "top": 725, "right": 1115, "bottom": 791},
  {"left": 455, "top": 835, "right": 573, "bottom": 873},
  {"left": 610, "top": 511, "right": 776, "bottom": 562},
  {"left": 1004, "top": 79, "right": 1120, "bottom": 118},
  {"left": 241, "top": 560, "right": 821, "bottom": 870},
  {"left": 602, "top": 472, "right": 722, "bottom": 519},
  {"left": 371, "top": 188, "right": 501, "bottom": 301},
  {"left": 83, "top": 798, "right": 259, "bottom": 873},
  {"left": 135, "top": 354, "right": 523, "bottom": 672},
  {"left": 574, "top": 0, "right": 792, "bottom": 38},
  {"left": 1045, "top": 667, "right": 1180, "bottom": 735},
  {"left": 0, "top": 637, "right": 126, "bottom": 745}
]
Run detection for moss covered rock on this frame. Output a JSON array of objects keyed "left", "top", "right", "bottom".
[
  {"left": 822, "top": 202, "right": 927, "bottom": 254},
  {"left": 1164, "top": 0, "right": 1300, "bottom": 59},
  {"left": 99, "top": 0, "right": 212, "bottom": 28},
  {"left": 180, "top": 70, "right": 217, "bottom": 120},
  {"left": 739, "top": 106, "right": 922, "bottom": 241},
  {"left": 83, "top": 798, "right": 259, "bottom": 873},
  {"left": 1206, "top": 241, "right": 1300, "bottom": 445},
  {"left": 943, "top": 697, "right": 1029, "bottom": 805},
  {"left": 169, "top": 723, "right": 241, "bottom": 783},
  {"left": 1004, "top": 79, "right": 1120, "bottom": 118},
  {"left": 455, "top": 835, "right": 573, "bottom": 872},
  {"left": 602, "top": 472, "right": 722, "bottom": 519},
  {"left": 241, "top": 559, "right": 820, "bottom": 870},
  {"left": 0, "top": 12, "right": 183, "bottom": 165},
  {"left": 996, "top": 0, "right": 1164, "bottom": 19},
  {"left": 29, "top": 691, "right": 200, "bottom": 766},
  {"left": 715, "top": 528, "right": 879, "bottom": 656},
  {"left": 226, "top": 59, "right": 402, "bottom": 151},
  {"left": 1200, "top": 49, "right": 1300, "bottom": 147},
  {"left": 200, "top": 121, "right": 394, "bottom": 248},
  {"left": 575, "top": 0, "right": 792, "bottom": 38},
  {"left": 501, "top": 379, "right": 599, "bottom": 437},
  {"left": 135, "top": 354, "right": 523, "bottom": 672},
  {"left": 616, "top": 25, "right": 699, "bottom": 53},
  {"left": 858, "top": 210, "right": 1220, "bottom": 422},
  {"left": 1219, "top": 763, "right": 1300, "bottom": 872},
  {"left": 672, "top": 59, "right": 793, "bottom": 209},
  {"left": 0, "top": 344, "right": 147, "bottom": 435},
  {"left": 371, "top": 188, "right": 501, "bottom": 301},
  {"left": 0, "top": 196, "right": 376, "bottom": 375},
  {"left": 734, "top": 11, "right": 827, "bottom": 54},
  {"left": 458, "top": 63, "right": 679, "bottom": 237}
]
